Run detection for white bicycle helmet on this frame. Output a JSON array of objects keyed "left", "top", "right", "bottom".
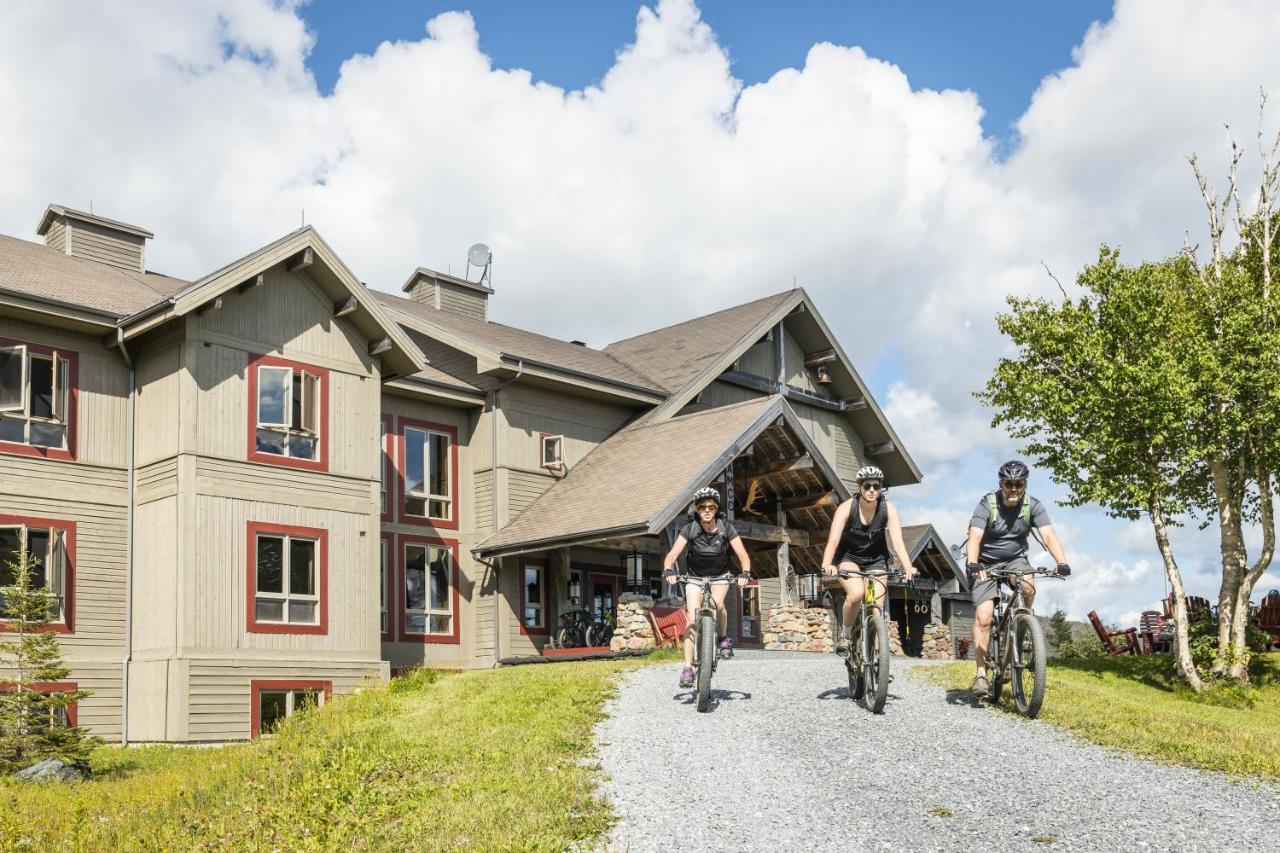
[
  {"left": 855, "top": 465, "right": 884, "bottom": 482},
  {"left": 692, "top": 486, "right": 721, "bottom": 506}
]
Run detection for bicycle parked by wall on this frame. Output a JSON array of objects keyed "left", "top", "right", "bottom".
[
  {"left": 832, "top": 567, "right": 903, "bottom": 714},
  {"left": 586, "top": 609, "right": 615, "bottom": 648},
  {"left": 675, "top": 572, "right": 735, "bottom": 712},
  {"left": 553, "top": 607, "right": 593, "bottom": 649},
  {"left": 983, "top": 564, "right": 1062, "bottom": 718}
]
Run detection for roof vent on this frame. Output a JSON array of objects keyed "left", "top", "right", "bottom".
[
  {"left": 36, "top": 204, "right": 152, "bottom": 274},
  {"left": 402, "top": 266, "right": 493, "bottom": 321}
]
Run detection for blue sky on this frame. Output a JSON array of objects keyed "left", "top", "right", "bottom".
[{"left": 302, "top": 1, "right": 1114, "bottom": 145}]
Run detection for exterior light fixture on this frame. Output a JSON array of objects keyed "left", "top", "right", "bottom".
[
  {"left": 816, "top": 365, "right": 832, "bottom": 385},
  {"left": 621, "top": 551, "right": 647, "bottom": 593},
  {"left": 798, "top": 571, "right": 824, "bottom": 607}
]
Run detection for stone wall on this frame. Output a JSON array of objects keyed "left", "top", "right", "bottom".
[
  {"left": 763, "top": 605, "right": 833, "bottom": 653},
  {"left": 885, "top": 619, "right": 905, "bottom": 656},
  {"left": 610, "top": 593, "right": 657, "bottom": 652},
  {"left": 919, "top": 622, "right": 954, "bottom": 659}
]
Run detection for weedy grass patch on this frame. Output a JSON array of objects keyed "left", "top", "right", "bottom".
[
  {"left": 0, "top": 659, "right": 659, "bottom": 851},
  {"left": 917, "top": 652, "right": 1280, "bottom": 780}
]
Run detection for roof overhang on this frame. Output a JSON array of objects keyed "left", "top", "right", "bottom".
[
  {"left": 0, "top": 286, "right": 121, "bottom": 333},
  {"left": 384, "top": 376, "right": 487, "bottom": 408},
  {"left": 905, "top": 524, "right": 968, "bottom": 589},
  {"left": 37, "top": 204, "right": 154, "bottom": 240}
]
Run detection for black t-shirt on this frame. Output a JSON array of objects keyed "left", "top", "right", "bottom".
[{"left": 681, "top": 519, "right": 740, "bottom": 576}]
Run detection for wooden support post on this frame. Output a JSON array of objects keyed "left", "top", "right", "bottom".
[{"left": 777, "top": 541, "right": 792, "bottom": 606}]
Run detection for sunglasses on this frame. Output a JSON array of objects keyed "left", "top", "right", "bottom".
[
  {"left": 696, "top": 503, "right": 718, "bottom": 512},
  {"left": 860, "top": 482, "right": 883, "bottom": 492},
  {"left": 1001, "top": 479, "right": 1027, "bottom": 489}
]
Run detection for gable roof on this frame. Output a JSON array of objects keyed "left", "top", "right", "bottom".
[
  {"left": 900, "top": 523, "right": 967, "bottom": 588},
  {"left": 474, "top": 395, "right": 849, "bottom": 559},
  {"left": 372, "top": 290, "right": 664, "bottom": 401}
]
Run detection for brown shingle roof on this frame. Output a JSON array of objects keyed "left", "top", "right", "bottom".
[
  {"left": 603, "top": 290, "right": 797, "bottom": 393},
  {"left": 372, "top": 291, "right": 662, "bottom": 393},
  {"left": 475, "top": 396, "right": 780, "bottom": 555},
  {"left": 404, "top": 362, "right": 484, "bottom": 394},
  {"left": 0, "top": 234, "right": 185, "bottom": 317}
]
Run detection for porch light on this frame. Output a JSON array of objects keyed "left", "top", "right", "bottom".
[
  {"left": 798, "top": 571, "right": 824, "bottom": 607},
  {"left": 622, "top": 551, "right": 647, "bottom": 593},
  {"left": 568, "top": 574, "right": 581, "bottom": 603}
]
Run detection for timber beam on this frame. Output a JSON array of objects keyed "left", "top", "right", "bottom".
[
  {"left": 732, "top": 519, "right": 810, "bottom": 546},
  {"left": 333, "top": 295, "right": 358, "bottom": 318},
  {"left": 287, "top": 247, "right": 314, "bottom": 272},
  {"left": 735, "top": 455, "right": 815, "bottom": 479},
  {"left": 720, "top": 370, "right": 845, "bottom": 413},
  {"left": 781, "top": 490, "right": 838, "bottom": 511},
  {"left": 803, "top": 348, "right": 837, "bottom": 367}
]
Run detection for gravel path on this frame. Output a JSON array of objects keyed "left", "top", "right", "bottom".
[{"left": 595, "top": 651, "right": 1280, "bottom": 852}]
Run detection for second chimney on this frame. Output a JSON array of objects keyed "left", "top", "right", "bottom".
[{"left": 37, "top": 204, "right": 153, "bottom": 274}]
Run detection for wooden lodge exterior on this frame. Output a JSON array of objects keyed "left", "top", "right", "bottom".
[{"left": 0, "top": 203, "right": 948, "bottom": 742}]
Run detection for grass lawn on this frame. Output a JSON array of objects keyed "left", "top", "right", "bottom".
[
  {"left": 917, "top": 652, "right": 1280, "bottom": 781},
  {"left": 0, "top": 656, "right": 670, "bottom": 852}
]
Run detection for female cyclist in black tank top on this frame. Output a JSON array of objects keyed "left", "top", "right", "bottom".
[{"left": 840, "top": 495, "right": 890, "bottom": 566}]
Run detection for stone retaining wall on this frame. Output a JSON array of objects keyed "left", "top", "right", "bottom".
[
  {"left": 610, "top": 593, "right": 657, "bottom": 652},
  {"left": 763, "top": 605, "right": 833, "bottom": 653},
  {"left": 919, "top": 622, "right": 954, "bottom": 659}
]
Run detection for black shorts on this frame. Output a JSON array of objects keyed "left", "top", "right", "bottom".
[
  {"left": 837, "top": 557, "right": 889, "bottom": 575},
  {"left": 970, "top": 556, "right": 1033, "bottom": 604}
]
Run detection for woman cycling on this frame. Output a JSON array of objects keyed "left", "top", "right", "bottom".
[
  {"left": 821, "top": 466, "right": 918, "bottom": 657},
  {"left": 662, "top": 486, "right": 752, "bottom": 689}
]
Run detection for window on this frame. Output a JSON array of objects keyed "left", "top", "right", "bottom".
[
  {"left": 521, "top": 560, "right": 548, "bottom": 634},
  {"left": 0, "top": 516, "right": 72, "bottom": 631},
  {"left": 401, "top": 421, "right": 454, "bottom": 523},
  {"left": 402, "top": 538, "right": 458, "bottom": 642},
  {"left": 540, "top": 434, "right": 564, "bottom": 470},
  {"left": 250, "top": 679, "right": 330, "bottom": 737},
  {"left": 0, "top": 339, "right": 77, "bottom": 460},
  {"left": 247, "top": 355, "right": 328, "bottom": 472},
  {"left": 379, "top": 536, "right": 391, "bottom": 640},
  {"left": 246, "top": 522, "right": 327, "bottom": 635},
  {"left": 0, "top": 681, "right": 77, "bottom": 728},
  {"left": 379, "top": 415, "right": 393, "bottom": 519},
  {"left": 739, "top": 581, "right": 760, "bottom": 640}
]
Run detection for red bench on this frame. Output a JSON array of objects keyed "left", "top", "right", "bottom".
[
  {"left": 648, "top": 606, "right": 689, "bottom": 649},
  {"left": 1088, "top": 610, "right": 1139, "bottom": 656},
  {"left": 1258, "top": 593, "right": 1280, "bottom": 650}
]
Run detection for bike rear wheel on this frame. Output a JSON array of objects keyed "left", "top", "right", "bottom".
[
  {"left": 554, "top": 627, "right": 572, "bottom": 649},
  {"left": 1011, "top": 613, "right": 1047, "bottom": 718},
  {"left": 696, "top": 612, "right": 716, "bottom": 712},
  {"left": 986, "top": 626, "right": 1005, "bottom": 704},
  {"left": 864, "top": 611, "right": 891, "bottom": 713}
]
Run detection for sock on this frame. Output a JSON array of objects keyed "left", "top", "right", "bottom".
[{"left": 840, "top": 627, "right": 851, "bottom": 639}]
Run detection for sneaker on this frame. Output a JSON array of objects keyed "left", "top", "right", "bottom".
[
  {"left": 678, "top": 666, "right": 695, "bottom": 688},
  {"left": 972, "top": 674, "right": 988, "bottom": 698},
  {"left": 836, "top": 636, "right": 851, "bottom": 658}
]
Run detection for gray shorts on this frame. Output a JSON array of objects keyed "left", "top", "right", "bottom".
[{"left": 970, "top": 556, "right": 1033, "bottom": 604}]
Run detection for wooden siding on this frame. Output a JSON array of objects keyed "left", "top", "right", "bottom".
[
  {"left": 132, "top": 496, "right": 178, "bottom": 652},
  {"left": 136, "top": 343, "right": 181, "bottom": 466},
  {"left": 405, "top": 330, "right": 498, "bottom": 392},
  {"left": 679, "top": 379, "right": 761, "bottom": 415},
  {"left": 44, "top": 219, "right": 67, "bottom": 253},
  {"left": 67, "top": 220, "right": 145, "bottom": 273},
  {"left": 507, "top": 468, "right": 556, "bottom": 518},
  {"left": 436, "top": 281, "right": 487, "bottom": 321},
  {"left": 501, "top": 384, "right": 631, "bottom": 472},
  {"left": 474, "top": 475, "right": 493, "bottom": 533},
  {"left": 135, "top": 457, "right": 179, "bottom": 506}
]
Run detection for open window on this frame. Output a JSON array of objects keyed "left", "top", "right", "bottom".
[
  {"left": 248, "top": 355, "right": 328, "bottom": 471},
  {"left": 540, "top": 434, "right": 564, "bottom": 470},
  {"left": 0, "top": 340, "right": 76, "bottom": 458},
  {"left": 0, "top": 518, "right": 70, "bottom": 627},
  {"left": 404, "top": 427, "right": 452, "bottom": 521}
]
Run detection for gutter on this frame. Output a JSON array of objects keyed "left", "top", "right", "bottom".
[
  {"left": 116, "top": 327, "right": 136, "bottom": 744},
  {"left": 488, "top": 359, "right": 524, "bottom": 665},
  {"left": 495, "top": 354, "right": 664, "bottom": 401}
]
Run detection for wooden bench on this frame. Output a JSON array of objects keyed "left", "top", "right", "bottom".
[
  {"left": 1088, "top": 610, "right": 1139, "bottom": 656},
  {"left": 648, "top": 606, "right": 689, "bottom": 649},
  {"left": 1139, "top": 610, "right": 1172, "bottom": 653},
  {"left": 1258, "top": 593, "right": 1280, "bottom": 650}
]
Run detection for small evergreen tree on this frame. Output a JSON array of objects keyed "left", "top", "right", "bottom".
[
  {"left": 0, "top": 549, "right": 94, "bottom": 773},
  {"left": 1049, "top": 608, "right": 1072, "bottom": 652}
]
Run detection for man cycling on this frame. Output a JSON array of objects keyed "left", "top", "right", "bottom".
[
  {"left": 965, "top": 460, "right": 1071, "bottom": 697},
  {"left": 662, "top": 486, "right": 752, "bottom": 689},
  {"left": 820, "top": 466, "right": 918, "bottom": 657}
]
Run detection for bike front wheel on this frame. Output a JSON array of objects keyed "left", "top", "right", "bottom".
[
  {"left": 1011, "top": 613, "right": 1047, "bottom": 718},
  {"left": 987, "top": 627, "right": 1005, "bottom": 704},
  {"left": 863, "top": 612, "right": 891, "bottom": 714},
  {"left": 696, "top": 612, "right": 716, "bottom": 712}
]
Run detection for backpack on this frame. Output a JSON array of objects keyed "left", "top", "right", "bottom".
[{"left": 983, "top": 492, "right": 1047, "bottom": 549}]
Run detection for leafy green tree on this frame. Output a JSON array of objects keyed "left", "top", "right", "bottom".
[{"left": 0, "top": 550, "right": 94, "bottom": 772}]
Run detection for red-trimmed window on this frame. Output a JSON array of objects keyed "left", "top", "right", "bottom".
[
  {"left": 0, "top": 514, "right": 74, "bottom": 633},
  {"left": 250, "top": 679, "right": 331, "bottom": 737},
  {"left": 397, "top": 418, "right": 458, "bottom": 529},
  {"left": 246, "top": 354, "right": 329, "bottom": 472},
  {"left": 520, "top": 559, "right": 549, "bottom": 635},
  {"left": 246, "top": 522, "right": 328, "bottom": 635},
  {"left": 379, "top": 414, "right": 394, "bottom": 521},
  {"left": 738, "top": 579, "right": 761, "bottom": 641},
  {"left": 379, "top": 533, "right": 394, "bottom": 642},
  {"left": 540, "top": 433, "right": 564, "bottom": 471},
  {"left": 400, "top": 536, "right": 459, "bottom": 643},
  {"left": 0, "top": 337, "right": 78, "bottom": 462},
  {"left": 0, "top": 681, "right": 78, "bottom": 727}
]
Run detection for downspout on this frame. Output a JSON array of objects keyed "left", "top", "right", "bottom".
[
  {"left": 488, "top": 360, "right": 524, "bottom": 664},
  {"left": 116, "top": 327, "right": 136, "bottom": 744}
]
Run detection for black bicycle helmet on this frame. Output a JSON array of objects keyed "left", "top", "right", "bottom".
[{"left": 997, "top": 460, "right": 1029, "bottom": 481}]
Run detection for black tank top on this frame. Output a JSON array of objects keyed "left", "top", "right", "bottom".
[
  {"left": 841, "top": 497, "right": 889, "bottom": 564},
  {"left": 682, "top": 519, "right": 739, "bottom": 575}
]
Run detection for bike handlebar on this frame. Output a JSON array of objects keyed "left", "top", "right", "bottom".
[
  {"left": 981, "top": 566, "right": 1067, "bottom": 580},
  {"left": 830, "top": 568, "right": 907, "bottom": 583}
]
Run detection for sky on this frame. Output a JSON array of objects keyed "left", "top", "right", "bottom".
[{"left": 2, "top": 0, "right": 1279, "bottom": 623}]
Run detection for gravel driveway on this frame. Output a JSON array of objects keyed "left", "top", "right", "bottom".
[{"left": 595, "top": 651, "right": 1280, "bottom": 852}]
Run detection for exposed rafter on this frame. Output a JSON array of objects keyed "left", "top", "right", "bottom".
[
  {"left": 286, "top": 247, "right": 314, "bottom": 272},
  {"left": 236, "top": 273, "right": 264, "bottom": 294},
  {"left": 333, "top": 295, "right": 358, "bottom": 318}
]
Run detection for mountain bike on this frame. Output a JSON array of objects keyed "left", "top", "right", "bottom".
[
  {"left": 831, "top": 567, "right": 902, "bottom": 714},
  {"left": 552, "top": 608, "right": 592, "bottom": 649},
  {"left": 586, "top": 610, "right": 615, "bottom": 648},
  {"left": 981, "top": 564, "right": 1063, "bottom": 718},
  {"left": 673, "top": 572, "right": 736, "bottom": 712}
]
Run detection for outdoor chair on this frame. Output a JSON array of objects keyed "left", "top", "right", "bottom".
[
  {"left": 1139, "top": 610, "right": 1172, "bottom": 653},
  {"left": 1258, "top": 593, "right": 1280, "bottom": 650},
  {"left": 1088, "top": 610, "right": 1139, "bottom": 656},
  {"left": 1162, "top": 593, "right": 1212, "bottom": 623},
  {"left": 648, "top": 605, "right": 689, "bottom": 649}
]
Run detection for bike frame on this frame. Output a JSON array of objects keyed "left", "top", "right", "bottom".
[
  {"left": 985, "top": 566, "right": 1061, "bottom": 684},
  {"left": 835, "top": 567, "right": 900, "bottom": 668}
]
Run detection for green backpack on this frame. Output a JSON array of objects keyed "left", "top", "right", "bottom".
[{"left": 984, "top": 492, "right": 1033, "bottom": 529}]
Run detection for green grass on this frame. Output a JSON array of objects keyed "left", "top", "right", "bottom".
[
  {"left": 916, "top": 652, "right": 1280, "bottom": 780},
  {"left": 0, "top": 659, "right": 659, "bottom": 852}
]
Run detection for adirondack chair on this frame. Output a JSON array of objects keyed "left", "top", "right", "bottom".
[
  {"left": 648, "top": 605, "right": 689, "bottom": 649},
  {"left": 1088, "top": 610, "right": 1139, "bottom": 656},
  {"left": 1162, "top": 593, "right": 1212, "bottom": 623},
  {"left": 1139, "top": 611, "right": 1172, "bottom": 653},
  {"left": 1257, "top": 593, "right": 1280, "bottom": 650}
]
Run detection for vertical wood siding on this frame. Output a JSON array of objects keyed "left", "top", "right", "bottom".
[{"left": 136, "top": 344, "right": 181, "bottom": 466}]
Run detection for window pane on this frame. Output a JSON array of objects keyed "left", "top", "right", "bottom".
[
  {"left": 429, "top": 614, "right": 451, "bottom": 634},
  {"left": 255, "top": 598, "right": 284, "bottom": 622},
  {"left": 289, "top": 539, "right": 316, "bottom": 595},
  {"left": 406, "top": 613, "right": 426, "bottom": 634},
  {"left": 429, "top": 547, "right": 450, "bottom": 611},
  {"left": 380, "top": 541, "right": 387, "bottom": 632},
  {"left": 0, "top": 416, "right": 23, "bottom": 443},
  {"left": 30, "top": 422, "right": 64, "bottom": 448},
  {"left": 256, "top": 428, "right": 285, "bottom": 455},
  {"left": 26, "top": 529, "right": 49, "bottom": 590},
  {"left": 429, "top": 433, "right": 450, "bottom": 497},
  {"left": 0, "top": 347, "right": 23, "bottom": 412},
  {"left": 294, "top": 689, "right": 321, "bottom": 712},
  {"left": 0, "top": 528, "right": 20, "bottom": 585},
  {"left": 405, "top": 546, "right": 426, "bottom": 611},
  {"left": 256, "top": 536, "right": 283, "bottom": 593},
  {"left": 257, "top": 367, "right": 289, "bottom": 426},
  {"left": 524, "top": 606, "right": 539, "bottom": 627},
  {"left": 287, "top": 433, "right": 317, "bottom": 460},
  {"left": 29, "top": 357, "right": 53, "bottom": 419},
  {"left": 525, "top": 567, "right": 541, "bottom": 608},
  {"left": 260, "top": 691, "right": 287, "bottom": 734},
  {"left": 428, "top": 499, "right": 448, "bottom": 520},
  {"left": 300, "top": 373, "right": 318, "bottom": 433},
  {"left": 405, "top": 429, "right": 425, "bottom": 495},
  {"left": 379, "top": 422, "right": 388, "bottom": 513},
  {"left": 405, "top": 496, "right": 426, "bottom": 518},
  {"left": 288, "top": 600, "right": 317, "bottom": 624}
]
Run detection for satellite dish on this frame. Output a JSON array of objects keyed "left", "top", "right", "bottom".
[{"left": 467, "top": 243, "right": 492, "bottom": 269}]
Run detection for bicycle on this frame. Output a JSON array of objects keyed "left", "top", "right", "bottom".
[
  {"left": 979, "top": 564, "right": 1064, "bottom": 718},
  {"left": 671, "top": 572, "right": 737, "bottom": 712},
  {"left": 830, "top": 567, "right": 903, "bottom": 714},
  {"left": 586, "top": 610, "right": 615, "bottom": 648},
  {"left": 552, "top": 608, "right": 592, "bottom": 649}
]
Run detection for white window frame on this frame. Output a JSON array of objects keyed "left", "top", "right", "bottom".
[
  {"left": 254, "top": 365, "right": 321, "bottom": 460},
  {"left": 379, "top": 538, "right": 388, "bottom": 635},
  {"left": 404, "top": 427, "right": 452, "bottom": 520},
  {"left": 0, "top": 346, "right": 71, "bottom": 449},
  {"left": 523, "top": 563, "right": 545, "bottom": 630},
  {"left": 541, "top": 434, "right": 564, "bottom": 470},
  {"left": 257, "top": 688, "right": 324, "bottom": 736},
  {"left": 254, "top": 533, "right": 320, "bottom": 626},
  {"left": 379, "top": 421, "right": 388, "bottom": 514},
  {"left": 0, "top": 524, "right": 67, "bottom": 623},
  {"left": 404, "top": 542, "right": 454, "bottom": 636}
]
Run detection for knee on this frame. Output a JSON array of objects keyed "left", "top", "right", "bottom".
[{"left": 975, "top": 612, "right": 992, "bottom": 629}]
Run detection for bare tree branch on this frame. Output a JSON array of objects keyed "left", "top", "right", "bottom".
[{"left": 1041, "top": 261, "right": 1069, "bottom": 300}]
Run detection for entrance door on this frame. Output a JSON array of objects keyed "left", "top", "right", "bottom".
[
  {"left": 737, "top": 580, "right": 761, "bottom": 643},
  {"left": 587, "top": 573, "right": 620, "bottom": 625}
]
